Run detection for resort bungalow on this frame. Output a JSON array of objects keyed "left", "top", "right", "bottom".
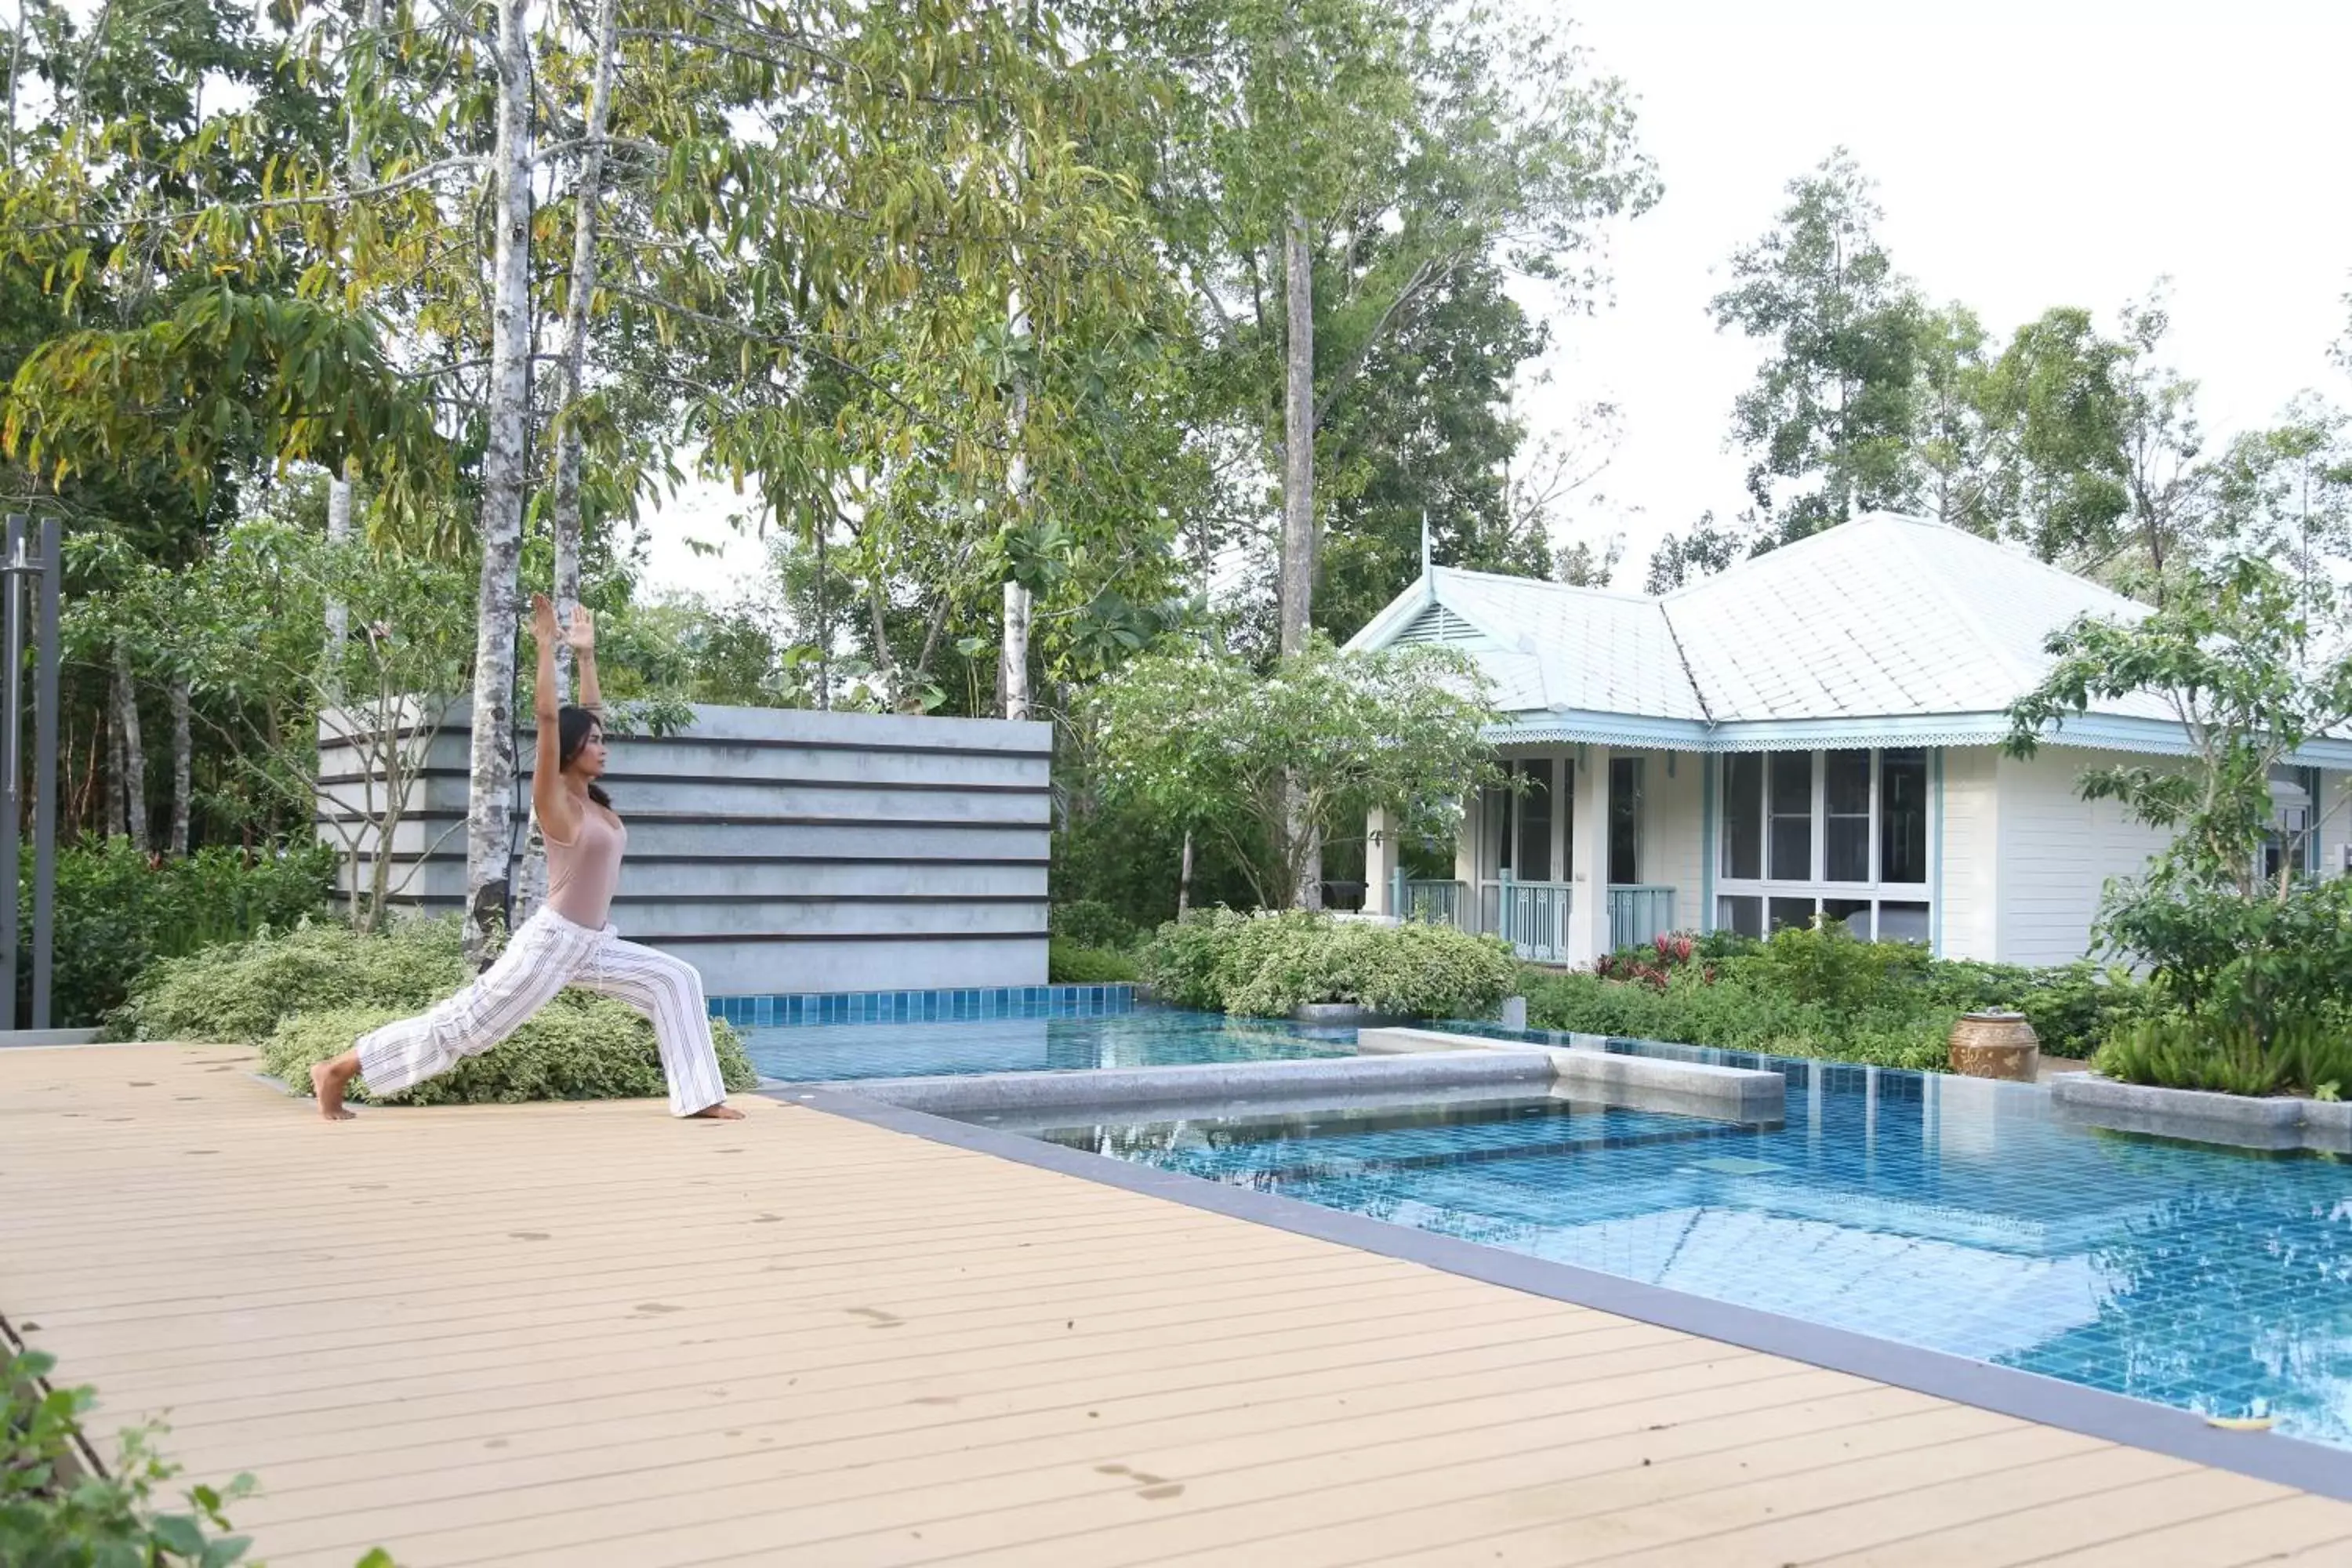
[{"left": 1351, "top": 512, "right": 2352, "bottom": 968}]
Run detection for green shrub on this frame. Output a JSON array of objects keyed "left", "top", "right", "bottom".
[
  {"left": 30, "top": 840, "right": 336, "bottom": 1027},
  {"left": 1049, "top": 939, "right": 1141, "bottom": 985},
  {"left": 1750, "top": 918, "right": 1924, "bottom": 1010},
  {"left": 2, "top": 1347, "right": 393, "bottom": 1567},
  {"left": 1138, "top": 909, "right": 1517, "bottom": 1018},
  {"left": 1522, "top": 965, "right": 1952, "bottom": 1070},
  {"left": 256, "top": 998, "right": 758, "bottom": 1106},
  {"left": 2096, "top": 1014, "right": 2352, "bottom": 1098},
  {"left": 1047, "top": 900, "right": 1141, "bottom": 951},
  {"left": 108, "top": 916, "right": 468, "bottom": 1044}
]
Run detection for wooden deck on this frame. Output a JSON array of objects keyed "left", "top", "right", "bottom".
[{"left": 4, "top": 1042, "right": 2348, "bottom": 1567}]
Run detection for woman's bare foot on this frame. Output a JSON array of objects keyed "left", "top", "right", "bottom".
[
  {"left": 312, "top": 1054, "right": 361, "bottom": 1122},
  {"left": 688, "top": 1103, "right": 746, "bottom": 1120}
]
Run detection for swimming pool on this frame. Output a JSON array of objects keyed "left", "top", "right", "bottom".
[
  {"left": 739, "top": 1007, "right": 1354, "bottom": 1082},
  {"left": 1003, "top": 1036, "right": 2352, "bottom": 1452}
]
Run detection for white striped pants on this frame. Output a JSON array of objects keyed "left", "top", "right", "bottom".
[{"left": 355, "top": 908, "right": 729, "bottom": 1116}]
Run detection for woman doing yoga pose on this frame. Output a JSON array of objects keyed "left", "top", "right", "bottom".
[{"left": 311, "top": 594, "right": 744, "bottom": 1121}]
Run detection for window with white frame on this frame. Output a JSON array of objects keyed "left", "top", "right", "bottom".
[{"left": 1717, "top": 749, "right": 1931, "bottom": 943}]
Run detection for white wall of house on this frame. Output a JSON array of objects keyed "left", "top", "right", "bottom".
[
  {"left": 1990, "top": 745, "right": 2174, "bottom": 967},
  {"left": 1639, "top": 750, "right": 1706, "bottom": 933},
  {"left": 1938, "top": 746, "right": 1999, "bottom": 963}
]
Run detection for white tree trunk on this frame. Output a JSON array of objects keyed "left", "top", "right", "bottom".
[
  {"left": 103, "top": 682, "right": 125, "bottom": 840},
  {"left": 323, "top": 471, "right": 352, "bottom": 700},
  {"left": 1279, "top": 209, "right": 1322, "bottom": 908},
  {"left": 1176, "top": 828, "right": 1194, "bottom": 917},
  {"left": 112, "top": 639, "right": 147, "bottom": 852},
  {"left": 321, "top": 0, "right": 379, "bottom": 698},
  {"left": 1279, "top": 209, "right": 1316, "bottom": 656},
  {"left": 169, "top": 674, "right": 191, "bottom": 856},
  {"left": 463, "top": 0, "right": 535, "bottom": 961},
  {"left": 1000, "top": 580, "right": 1033, "bottom": 720},
  {"left": 547, "top": 0, "right": 621, "bottom": 706}
]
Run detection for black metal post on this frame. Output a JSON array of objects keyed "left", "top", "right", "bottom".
[
  {"left": 0, "top": 514, "right": 22, "bottom": 1026},
  {"left": 32, "top": 516, "right": 59, "bottom": 1029}
]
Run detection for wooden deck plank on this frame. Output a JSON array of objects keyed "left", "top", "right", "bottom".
[{"left": 4, "top": 1042, "right": 2346, "bottom": 1568}]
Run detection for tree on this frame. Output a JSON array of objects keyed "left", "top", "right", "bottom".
[
  {"left": 1089, "top": 637, "right": 1497, "bottom": 909},
  {"left": 2005, "top": 555, "right": 2352, "bottom": 1031},
  {"left": 1129, "top": 0, "right": 1656, "bottom": 651},
  {"left": 1643, "top": 510, "right": 1751, "bottom": 593},
  {"left": 1908, "top": 302, "right": 2002, "bottom": 536},
  {"left": 2212, "top": 397, "right": 2352, "bottom": 614},
  {"left": 2007, "top": 554, "right": 2351, "bottom": 896},
  {"left": 1711, "top": 150, "right": 1922, "bottom": 545},
  {"left": 1974, "top": 306, "right": 2131, "bottom": 564}
]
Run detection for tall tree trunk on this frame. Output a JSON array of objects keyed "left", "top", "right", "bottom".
[
  {"left": 169, "top": 674, "right": 191, "bottom": 856},
  {"left": 1176, "top": 829, "right": 1194, "bottom": 917},
  {"left": 1278, "top": 209, "right": 1316, "bottom": 655},
  {"left": 1279, "top": 210, "right": 1322, "bottom": 908},
  {"left": 111, "top": 639, "right": 147, "bottom": 852},
  {"left": 546, "top": 0, "right": 621, "bottom": 705},
  {"left": 103, "top": 697, "right": 125, "bottom": 839},
  {"left": 321, "top": 0, "right": 380, "bottom": 694},
  {"left": 463, "top": 0, "right": 535, "bottom": 963},
  {"left": 1000, "top": 582, "right": 1033, "bottom": 720}
]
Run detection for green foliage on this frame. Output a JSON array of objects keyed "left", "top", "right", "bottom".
[
  {"left": 1138, "top": 908, "right": 1517, "bottom": 1018},
  {"left": 1089, "top": 638, "right": 1497, "bottom": 909},
  {"left": 108, "top": 915, "right": 467, "bottom": 1044},
  {"left": 1048, "top": 940, "right": 1141, "bottom": 985},
  {"left": 37, "top": 839, "right": 335, "bottom": 1028},
  {"left": 2, "top": 1347, "right": 398, "bottom": 1567},
  {"left": 2009, "top": 555, "right": 2352, "bottom": 898},
  {"left": 1710, "top": 149, "right": 1922, "bottom": 543},
  {"left": 257, "top": 1000, "right": 757, "bottom": 1108},
  {"left": 1522, "top": 964, "right": 1955, "bottom": 1071},
  {"left": 1047, "top": 900, "right": 1141, "bottom": 951},
  {"left": 1750, "top": 916, "right": 1921, "bottom": 1010},
  {"left": 2093, "top": 1015, "right": 2352, "bottom": 1100},
  {"left": 2096, "top": 877, "right": 2352, "bottom": 1038},
  {"left": 2009, "top": 554, "right": 2352, "bottom": 1052},
  {"left": 1528, "top": 930, "right": 2154, "bottom": 1072}
]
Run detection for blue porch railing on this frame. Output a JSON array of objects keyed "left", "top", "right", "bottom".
[
  {"left": 1608, "top": 884, "right": 1678, "bottom": 953},
  {"left": 1392, "top": 875, "right": 1466, "bottom": 930},
  {"left": 1498, "top": 877, "right": 1573, "bottom": 964}
]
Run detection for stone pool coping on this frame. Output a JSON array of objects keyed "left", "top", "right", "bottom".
[
  {"left": 1361, "top": 1026, "right": 1787, "bottom": 1124},
  {"left": 834, "top": 1048, "right": 1557, "bottom": 1115},
  {"left": 782, "top": 1077, "right": 2352, "bottom": 1506},
  {"left": 2051, "top": 1071, "right": 2352, "bottom": 1155}
]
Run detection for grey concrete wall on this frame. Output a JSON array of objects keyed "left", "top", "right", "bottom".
[{"left": 318, "top": 700, "right": 1051, "bottom": 993}]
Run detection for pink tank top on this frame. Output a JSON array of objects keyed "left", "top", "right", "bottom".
[{"left": 545, "top": 804, "right": 626, "bottom": 929}]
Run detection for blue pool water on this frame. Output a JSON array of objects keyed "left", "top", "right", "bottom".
[
  {"left": 1014, "top": 1036, "right": 2352, "bottom": 1450},
  {"left": 739, "top": 1007, "right": 1352, "bottom": 1082}
]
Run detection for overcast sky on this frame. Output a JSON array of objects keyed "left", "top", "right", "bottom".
[{"left": 635, "top": 0, "right": 2352, "bottom": 599}]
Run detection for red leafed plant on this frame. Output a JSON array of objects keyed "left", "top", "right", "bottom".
[{"left": 1594, "top": 932, "right": 1712, "bottom": 992}]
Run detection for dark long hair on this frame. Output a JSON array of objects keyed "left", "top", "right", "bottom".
[{"left": 557, "top": 705, "right": 613, "bottom": 809}]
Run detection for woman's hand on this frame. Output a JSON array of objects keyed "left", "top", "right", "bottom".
[
  {"left": 564, "top": 604, "right": 596, "bottom": 654},
  {"left": 532, "top": 593, "right": 557, "bottom": 644}
]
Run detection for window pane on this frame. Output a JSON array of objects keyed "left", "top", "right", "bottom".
[
  {"left": 1879, "top": 750, "right": 1928, "bottom": 884},
  {"left": 1516, "top": 760, "right": 1552, "bottom": 882},
  {"left": 1609, "top": 757, "right": 1642, "bottom": 885},
  {"left": 1479, "top": 785, "right": 1509, "bottom": 879},
  {"left": 1722, "top": 754, "right": 1762, "bottom": 880},
  {"left": 1878, "top": 902, "right": 1930, "bottom": 944},
  {"left": 1769, "top": 752, "right": 1813, "bottom": 880},
  {"left": 1718, "top": 895, "right": 1762, "bottom": 938},
  {"left": 1824, "top": 750, "right": 1871, "bottom": 883},
  {"left": 1823, "top": 898, "right": 1872, "bottom": 938},
  {"left": 1825, "top": 750, "right": 1871, "bottom": 815},
  {"left": 1768, "top": 897, "right": 1816, "bottom": 933}
]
